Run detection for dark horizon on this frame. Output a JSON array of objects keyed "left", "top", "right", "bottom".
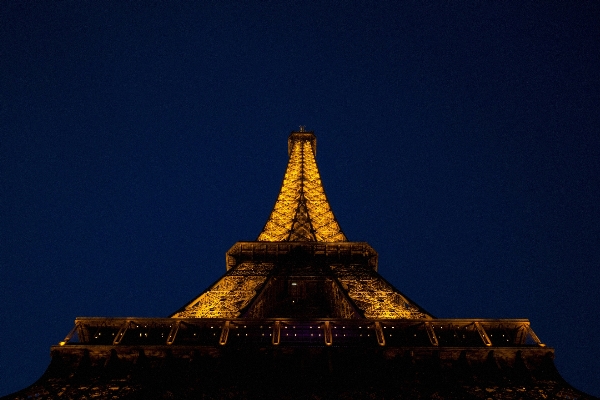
[{"left": 1, "top": 1, "right": 599, "bottom": 397}]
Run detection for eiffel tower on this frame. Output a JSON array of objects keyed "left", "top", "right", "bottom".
[{"left": 3, "top": 129, "right": 595, "bottom": 399}]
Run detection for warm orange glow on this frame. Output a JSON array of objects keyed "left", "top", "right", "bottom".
[
  {"left": 258, "top": 133, "right": 346, "bottom": 242},
  {"left": 172, "top": 262, "right": 274, "bottom": 318},
  {"left": 331, "top": 265, "right": 430, "bottom": 319}
]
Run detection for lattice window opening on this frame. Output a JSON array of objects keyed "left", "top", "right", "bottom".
[
  {"left": 174, "top": 322, "right": 222, "bottom": 345},
  {"left": 119, "top": 322, "right": 173, "bottom": 345},
  {"left": 227, "top": 323, "right": 273, "bottom": 345},
  {"left": 87, "top": 325, "right": 121, "bottom": 345},
  {"left": 330, "top": 323, "right": 378, "bottom": 345},
  {"left": 279, "top": 323, "right": 324, "bottom": 344},
  {"left": 431, "top": 324, "right": 485, "bottom": 346},
  {"left": 380, "top": 323, "right": 432, "bottom": 346},
  {"left": 482, "top": 324, "right": 525, "bottom": 346}
]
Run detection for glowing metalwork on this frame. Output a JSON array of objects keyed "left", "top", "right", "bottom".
[
  {"left": 12, "top": 130, "right": 579, "bottom": 400},
  {"left": 331, "top": 265, "right": 431, "bottom": 319},
  {"left": 172, "top": 263, "right": 274, "bottom": 318},
  {"left": 175, "top": 132, "right": 429, "bottom": 320},
  {"left": 258, "top": 133, "right": 346, "bottom": 242}
]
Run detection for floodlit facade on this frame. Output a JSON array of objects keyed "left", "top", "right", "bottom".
[{"left": 3, "top": 129, "right": 595, "bottom": 399}]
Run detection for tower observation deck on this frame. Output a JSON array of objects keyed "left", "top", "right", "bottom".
[{"left": 3, "top": 130, "right": 595, "bottom": 399}]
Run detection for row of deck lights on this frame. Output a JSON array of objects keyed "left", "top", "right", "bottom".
[{"left": 65, "top": 320, "right": 543, "bottom": 348}]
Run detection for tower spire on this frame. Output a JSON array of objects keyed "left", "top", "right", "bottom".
[{"left": 258, "top": 130, "right": 346, "bottom": 242}]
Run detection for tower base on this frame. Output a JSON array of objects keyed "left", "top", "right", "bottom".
[{"left": 3, "top": 344, "right": 594, "bottom": 400}]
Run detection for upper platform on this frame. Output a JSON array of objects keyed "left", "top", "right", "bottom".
[{"left": 257, "top": 130, "right": 346, "bottom": 242}]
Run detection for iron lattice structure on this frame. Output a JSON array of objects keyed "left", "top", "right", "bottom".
[
  {"left": 173, "top": 131, "right": 429, "bottom": 321},
  {"left": 172, "top": 241, "right": 431, "bottom": 320},
  {"left": 3, "top": 130, "right": 596, "bottom": 400},
  {"left": 258, "top": 132, "right": 346, "bottom": 242}
]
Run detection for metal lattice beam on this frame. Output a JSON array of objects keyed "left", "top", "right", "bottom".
[
  {"left": 258, "top": 132, "right": 346, "bottom": 242},
  {"left": 331, "top": 265, "right": 431, "bottom": 319},
  {"left": 172, "top": 263, "right": 275, "bottom": 318}
]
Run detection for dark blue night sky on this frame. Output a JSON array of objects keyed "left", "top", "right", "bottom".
[{"left": 1, "top": 1, "right": 599, "bottom": 397}]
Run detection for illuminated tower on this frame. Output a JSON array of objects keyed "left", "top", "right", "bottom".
[{"left": 3, "top": 129, "right": 595, "bottom": 399}]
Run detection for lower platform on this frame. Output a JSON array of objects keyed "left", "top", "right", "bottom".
[{"left": 2, "top": 343, "right": 595, "bottom": 399}]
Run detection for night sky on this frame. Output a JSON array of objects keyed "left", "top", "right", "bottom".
[{"left": 1, "top": 1, "right": 600, "bottom": 397}]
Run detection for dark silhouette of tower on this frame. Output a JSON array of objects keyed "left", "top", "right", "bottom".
[{"left": 3, "top": 130, "right": 595, "bottom": 399}]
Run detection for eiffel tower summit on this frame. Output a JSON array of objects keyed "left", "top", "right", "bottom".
[{"left": 3, "top": 129, "right": 595, "bottom": 399}]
